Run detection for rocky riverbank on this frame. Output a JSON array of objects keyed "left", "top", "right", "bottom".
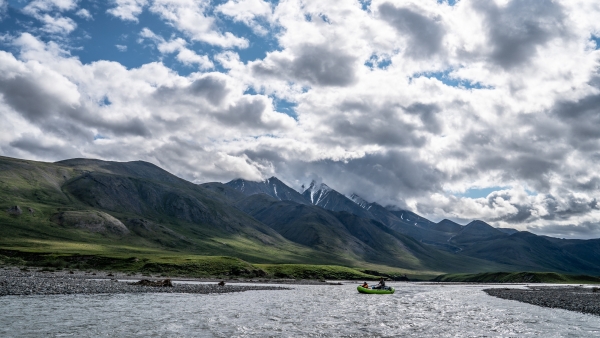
[
  {"left": 485, "top": 286, "right": 600, "bottom": 316},
  {"left": 0, "top": 267, "right": 288, "bottom": 296}
]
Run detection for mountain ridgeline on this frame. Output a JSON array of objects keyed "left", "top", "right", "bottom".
[
  {"left": 1, "top": 155, "right": 600, "bottom": 276},
  {"left": 226, "top": 177, "right": 600, "bottom": 275}
]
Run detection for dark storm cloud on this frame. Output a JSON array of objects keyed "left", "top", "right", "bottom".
[
  {"left": 474, "top": 153, "right": 557, "bottom": 191},
  {"left": 188, "top": 75, "right": 230, "bottom": 106},
  {"left": 327, "top": 100, "right": 443, "bottom": 148},
  {"left": 252, "top": 44, "right": 357, "bottom": 87},
  {"left": 216, "top": 96, "right": 269, "bottom": 128},
  {"left": 241, "top": 149, "right": 446, "bottom": 206},
  {"left": 0, "top": 73, "right": 152, "bottom": 139},
  {"left": 154, "top": 74, "right": 230, "bottom": 107},
  {"left": 528, "top": 221, "right": 600, "bottom": 239},
  {"left": 404, "top": 103, "right": 441, "bottom": 134},
  {"left": 341, "top": 151, "right": 446, "bottom": 194},
  {"left": 379, "top": 3, "right": 445, "bottom": 58},
  {"left": 331, "top": 118, "right": 426, "bottom": 147},
  {"left": 475, "top": 0, "right": 568, "bottom": 69},
  {"left": 9, "top": 133, "right": 81, "bottom": 159},
  {"left": 551, "top": 80, "right": 600, "bottom": 144},
  {"left": 540, "top": 194, "right": 599, "bottom": 221}
]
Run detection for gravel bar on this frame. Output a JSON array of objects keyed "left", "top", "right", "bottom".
[
  {"left": 0, "top": 269, "right": 288, "bottom": 296},
  {"left": 484, "top": 286, "right": 600, "bottom": 316}
]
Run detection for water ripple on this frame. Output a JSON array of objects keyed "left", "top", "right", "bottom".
[{"left": 0, "top": 283, "right": 599, "bottom": 337}]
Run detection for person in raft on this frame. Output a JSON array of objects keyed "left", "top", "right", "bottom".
[
  {"left": 373, "top": 277, "right": 386, "bottom": 289},
  {"left": 361, "top": 282, "right": 369, "bottom": 289}
]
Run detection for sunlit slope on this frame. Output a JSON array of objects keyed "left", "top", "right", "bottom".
[{"left": 0, "top": 156, "right": 325, "bottom": 264}]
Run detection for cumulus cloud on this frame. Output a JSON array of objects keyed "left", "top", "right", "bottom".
[
  {"left": 22, "top": 0, "right": 79, "bottom": 34},
  {"left": 107, "top": 0, "right": 148, "bottom": 22},
  {"left": 75, "top": 8, "right": 92, "bottom": 20},
  {"left": 140, "top": 28, "right": 214, "bottom": 69},
  {"left": 216, "top": 0, "right": 272, "bottom": 35},
  {"left": 378, "top": 3, "right": 446, "bottom": 58},
  {"left": 149, "top": 0, "right": 248, "bottom": 48},
  {"left": 473, "top": 0, "right": 569, "bottom": 69},
  {"left": 252, "top": 44, "right": 358, "bottom": 87}
]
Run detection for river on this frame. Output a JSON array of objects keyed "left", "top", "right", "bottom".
[{"left": 1, "top": 282, "right": 599, "bottom": 337}]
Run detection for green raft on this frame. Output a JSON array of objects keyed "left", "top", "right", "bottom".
[{"left": 357, "top": 286, "right": 395, "bottom": 294}]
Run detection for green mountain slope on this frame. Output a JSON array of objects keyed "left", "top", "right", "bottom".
[
  {"left": 0, "top": 156, "right": 321, "bottom": 264},
  {"left": 234, "top": 193, "right": 512, "bottom": 272}
]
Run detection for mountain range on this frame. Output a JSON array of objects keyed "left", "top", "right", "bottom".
[{"left": 1, "top": 155, "right": 599, "bottom": 276}]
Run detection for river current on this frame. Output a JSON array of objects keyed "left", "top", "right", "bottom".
[{"left": 1, "top": 282, "right": 599, "bottom": 337}]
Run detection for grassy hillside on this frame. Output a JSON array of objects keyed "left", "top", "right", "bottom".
[
  {"left": 0, "top": 156, "right": 444, "bottom": 277},
  {"left": 3, "top": 155, "right": 599, "bottom": 280}
]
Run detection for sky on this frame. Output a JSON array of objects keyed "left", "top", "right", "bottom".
[{"left": 1, "top": 0, "right": 600, "bottom": 239}]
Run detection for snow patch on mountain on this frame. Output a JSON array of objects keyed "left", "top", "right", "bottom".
[{"left": 349, "top": 193, "right": 369, "bottom": 209}]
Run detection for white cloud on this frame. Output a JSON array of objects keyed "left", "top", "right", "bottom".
[
  {"left": 24, "top": 0, "right": 79, "bottom": 13},
  {"left": 149, "top": 0, "right": 248, "bottom": 48},
  {"left": 75, "top": 8, "right": 92, "bottom": 20},
  {"left": 22, "top": 0, "right": 79, "bottom": 34},
  {"left": 115, "top": 44, "right": 127, "bottom": 52},
  {"left": 0, "top": 0, "right": 7, "bottom": 19},
  {"left": 140, "top": 28, "right": 214, "bottom": 69},
  {"left": 107, "top": 0, "right": 147, "bottom": 22},
  {"left": 216, "top": 0, "right": 272, "bottom": 35},
  {"left": 0, "top": 33, "right": 294, "bottom": 182}
]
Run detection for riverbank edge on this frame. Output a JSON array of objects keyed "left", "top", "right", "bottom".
[
  {"left": 484, "top": 286, "right": 600, "bottom": 316},
  {"left": 0, "top": 267, "right": 296, "bottom": 297}
]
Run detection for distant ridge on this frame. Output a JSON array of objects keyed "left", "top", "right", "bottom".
[{"left": 225, "top": 175, "right": 600, "bottom": 274}]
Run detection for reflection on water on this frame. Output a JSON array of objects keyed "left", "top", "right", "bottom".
[{"left": 1, "top": 283, "right": 599, "bottom": 337}]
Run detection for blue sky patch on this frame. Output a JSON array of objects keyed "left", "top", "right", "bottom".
[
  {"left": 457, "top": 186, "right": 508, "bottom": 199},
  {"left": 413, "top": 69, "right": 492, "bottom": 90},
  {"left": 359, "top": 0, "right": 371, "bottom": 12},
  {"left": 437, "top": 0, "right": 458, "bottom": 6},
  {"left": 455, "top": 186, "right": 537, "bottom": 199},
  {"left": 591, "top": 35, "right": 600, "bottom": 50},
  {"left": 1, "top": 0, "right": 280, "bottom": 73},
  {"left": 365, "top": 54, "right": 392, "bottom": 70},
  {"left": 93, "top": 134, "right": 108, "bottom": 140},
  {"left": 99, "top": 96, "right": 111, "bottom": 107},
  {"left": 272, "top": 98, "right": 298, "bottom": 120}
]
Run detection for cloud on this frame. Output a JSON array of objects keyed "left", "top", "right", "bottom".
[
  {"left": 22, "top": 0, "right": 79, "bottom": 34},
  {"left": 378, "top": 3, "right": 446, "bottom": 58},
  {"left": 107, "top": 0, "right": 148, "bottom": 22},
  {"left": 2, "top": 0, "right": 600, "bottom": 239},
  {"left": 149, "top": 0, "right": 248, "bottom": 48},
  {"left": 474, "top": 0, "right": 569, "bottom": 69},
  {"left": 252, "top": 44, "right": 358, "bottom": 87},
  {"left": 140, "top": 28, "right": 214, "bottom": 69},
  {"left": 0, "top": 0, "right": 7, "bottom": 19},
  {"left": 216, "top": 0, "right": 272, "bottom": 35},
  {"left": 75, "top": 8, "right": 92, "bottom": 20}
]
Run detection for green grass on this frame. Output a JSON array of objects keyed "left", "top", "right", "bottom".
[
  {"left": 433, "top": 271, "right": 600, "bottom": 284},
  {"left": 256, "top": 264, "right": 378, "bottom": 280}
]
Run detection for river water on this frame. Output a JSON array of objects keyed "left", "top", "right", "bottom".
[{"left": 1, "top": 282, "right": 599, "bottom": 337}]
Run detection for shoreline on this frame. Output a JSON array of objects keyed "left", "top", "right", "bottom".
[
  {"left": 0, "top": 267, "right": 290, "bottom": 297},
  {"left": 484, "top": 286, "right": 600, "bottom": 316}
]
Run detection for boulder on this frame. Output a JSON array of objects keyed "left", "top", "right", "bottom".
[{"left": 7, "top": 206, "right": 22, "bottom": 216}]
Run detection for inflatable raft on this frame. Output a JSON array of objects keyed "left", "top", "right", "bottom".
[{"left": 357, "top": 286, "right": 395, "bottom": 294}]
